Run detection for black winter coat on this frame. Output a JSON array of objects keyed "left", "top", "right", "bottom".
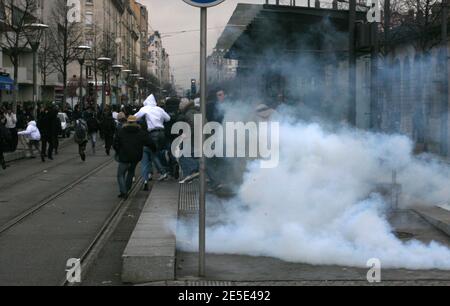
[
  {"left": 113, "top": 124, "right": 151, "bottom": 163},
  {"left": 37, "top": 111, "right": 58, "bottom": 138},
  {"left": 101, "top": 116, "right": 116, "bottom": 137}
]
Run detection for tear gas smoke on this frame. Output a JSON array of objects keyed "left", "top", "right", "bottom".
[
  {"left": 176, "top": 116, "right": 450, "bottom": 270},
  {"left": 174, "top": 16, "right": 450, "bottom": 270}
]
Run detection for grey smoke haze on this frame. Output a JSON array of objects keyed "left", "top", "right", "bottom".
[
  {"left": 141, "top": 0, "right": 264, "bottom": 88},
  {"left": 171, "top": 16, "right": 450, "bottom": 269}
]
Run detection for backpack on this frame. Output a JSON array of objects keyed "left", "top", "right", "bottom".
[
  {"left": 87, "top": 117, "right": 99, "bottom": 132},
  {"left": 74, "top": 121, "right": 87, "bottom": 144}
]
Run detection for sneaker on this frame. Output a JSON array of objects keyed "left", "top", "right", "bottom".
[
  {"left": 143, "top": 181, "right": 149, "bottom": 191},
  {"left": 118, "top": 193, "right": 126, "bottom": 199},
  {"left": 158, "top": 173, "right": 169, "bottom": 181}
]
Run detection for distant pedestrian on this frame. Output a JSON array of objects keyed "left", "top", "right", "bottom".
[
  {"left": 18, "top": 118, "right": 41, "bottom": 158},
  {"left": 5, "top": 107, "right": 18, "bottom": 152},
  {"left": 0, "top": 115, "right": 11, "bottom": 170},
  {"left": 53, "top": 112, "right": 62, "bottom": 155},
  {"left": 86, "top": 110, "right": 99, "bottom": 154},
  {"left": 37, "top": 107, "right": 57, "bottom": 162},
  {"left": 113, "top": 115, "right": 151, "bottom": 199},
  {"left": 74, "top": 118, "right": 88, "bottom": 162},
  {"left": 101, "top": 110, "right": 116, "bottom": 156}
]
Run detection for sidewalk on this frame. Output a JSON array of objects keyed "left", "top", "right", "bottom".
[{"left": 119, "top": 178, "right": 450, "bottom": 286}]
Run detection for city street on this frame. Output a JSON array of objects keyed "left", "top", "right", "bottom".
[
  {"left": 2, "top": 0, "right": 450, "bottom": 292},
  {"left": 0, "top": 142, "right": 134, "bottom": 286}
]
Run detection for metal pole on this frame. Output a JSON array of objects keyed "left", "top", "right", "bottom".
[
  {"left": 441, "top": 0, "right": 449, "bottom": 156},
  {"left": 370, "top": 22, "right": 380, "bottom": 131},
  {"left": 32, "top": 48, "right": 38, "bottom": 119},
  {"left": 348, "top": 0, "right": 356, "bottom": 125},
  {"left": 102, "top": 70, "right": 106, "bottom": 111},
  {"left": 199, "top": 6, "right": 207, "bottom": 278},
  {"left": 79, "top": 59, "right": 84, "bottom": 110},
  {"left": 116, "top": 76, "right": 120, "bottom": 108}
]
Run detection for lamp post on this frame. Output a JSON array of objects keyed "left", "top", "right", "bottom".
[
  {"left": 75, "top": 46, "right": 91, "bottom": 111},
  {"left": 137, "top": 77, "right": 144, "bottom": 106},
  {"left": 122, "top": 69, "right": 132, "bottom": 106},
  {"left": 130, "top": 73, "right": 140, "bottom": 106},
  {"left": 24, "top": 23, "right": 49, "bottom": 118},
  {"left": 112, "top": 65, "right": 124, "bottom": 108},
  {"left": 97, "top": 57, "right": 112, "bottom": 111}
]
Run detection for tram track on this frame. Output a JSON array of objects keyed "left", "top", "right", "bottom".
[
  {"left": 0, "top": 158, "right": 114, "bottom": 237},
  {"left": 61, "top": 177, "right": 147, "bottom": 286}
]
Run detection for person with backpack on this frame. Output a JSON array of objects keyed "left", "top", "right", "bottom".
[
  {"left": 86, "top": 109, "right": 100, "bottom": 154},
  {"left": 74, "top": 118, "right": 88, "bottom": 161}
]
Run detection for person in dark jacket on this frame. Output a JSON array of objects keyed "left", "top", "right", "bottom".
[
  {"left": 0, "top": 115, "right": 9, "bottom": 170},
  {"left": 86, "top": 110, "right": 99, "bottom": 154},
  {"left": 113, "top": 115, "right": 151, "bottom": 199},
  {"left": 176, "top": 98, "right": 200, "bottom": 183},
  {"left": 100, "top": 110, "right": 116, "bottom": 156},
  {"left": 37, "top": 107, "right": 57, "bottom": 162},
  {"left": 53, "top": 114, "right": 62, "bottom": 155}
]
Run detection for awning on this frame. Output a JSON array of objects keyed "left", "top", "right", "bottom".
[{"left": 0, "top": 75, "right": 15, "bottom": 91}]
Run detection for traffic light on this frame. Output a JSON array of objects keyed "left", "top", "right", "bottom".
[{"left": 191, "top": 79, "right": 197, "bottom": 98}]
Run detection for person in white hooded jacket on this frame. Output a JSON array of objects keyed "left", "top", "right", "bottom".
[
  {"left": 134, "top": 94, "right": 171, "bottom": 186},
  {"left": 18, "top": 120, "right": 41, "bottom": 158}
]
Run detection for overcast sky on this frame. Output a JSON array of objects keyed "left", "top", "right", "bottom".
[{"left": 140, "top": 0, "right": 266, "bottom": 88}]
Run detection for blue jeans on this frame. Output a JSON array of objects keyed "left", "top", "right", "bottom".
[
  {"left": 179, "top": 156, "right": 199, "bottom": 177},
  {"left": 141, "top": 147, "right": 166, "bottom": 181},
  {"left": 141, "top": 147, "right": 153, "bottom": 181},
  {"left": 117, "top": 162, "right": 137, "bottom": 195}
]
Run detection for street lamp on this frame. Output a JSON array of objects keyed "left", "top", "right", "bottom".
[
  {"left": 24, "top": 23, "right": 48, "bottom": 118},
  {"left": 138, "top": 77, "right": 144, "bottom": 105},
  {"left": 97, "top": 57, "right": 112, "bottom": 111},
  {"left": 130, "top": 74, "right": 140, "bottom": 106},
  {"left": 75, "top": 45, "right": 91, "bottom": 110},
  {"left": 122, "top": 69, "right": 132, "bottom": 106},
  {"left": 112, "top": 64, "right": 124, "bottom": 108}
]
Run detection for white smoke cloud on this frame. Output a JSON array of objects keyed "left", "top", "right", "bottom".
[{"left": 177, "top": 118, "right": 450, "bottom": 270}]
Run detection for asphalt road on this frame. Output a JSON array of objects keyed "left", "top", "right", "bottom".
[{"left": 0, "top": 141, "right": 123, "bottom": 286}]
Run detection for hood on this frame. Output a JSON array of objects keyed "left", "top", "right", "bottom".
[
  {"left": 29, "top": 121, "right": 37, "bottom": 127},
  {"left": 143, "top": 94, "right": 157, "bottom": 107}
]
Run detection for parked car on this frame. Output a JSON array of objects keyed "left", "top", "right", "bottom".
[{"left": 58, "top": 112, "right": 72, "bottom": 138}]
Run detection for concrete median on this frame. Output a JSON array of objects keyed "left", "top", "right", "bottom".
[{"left": 122, "top": 181, "right": 179, "bottom": 284}]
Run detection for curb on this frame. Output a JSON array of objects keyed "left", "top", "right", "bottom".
[{"left": 414, "top": 206, "right": 450, "bottom": 237}]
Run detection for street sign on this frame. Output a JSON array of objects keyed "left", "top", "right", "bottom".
[{"left": 183, "top": 0, "right": 225, "bottom": 8}]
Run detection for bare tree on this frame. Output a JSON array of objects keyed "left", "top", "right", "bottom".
[
  {"left": 397, "top": 0, "right": 442, "bottom": 53},
  {"left": 47, "top": 0, "right": 83, "bottom": 109},
  {"left": 0, "top": 0, "right": 39, "bottom": 111},
  {"left": 38, "top": 31, "right": 56, "bottom": 87}
]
